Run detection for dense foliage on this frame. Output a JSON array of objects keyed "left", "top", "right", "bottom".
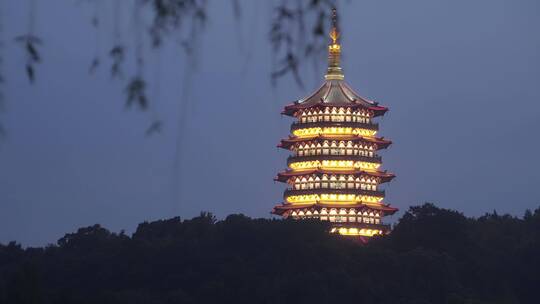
[{"left": 1, "top": 204, "right": 539, "bottom": 304}]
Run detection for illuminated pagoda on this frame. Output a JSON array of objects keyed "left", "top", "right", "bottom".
[{"left": 272, "top": 9, "right": 398, "bottom": 239}]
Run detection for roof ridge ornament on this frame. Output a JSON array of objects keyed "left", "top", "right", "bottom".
[{"left": 325, "top": 8, "right": 344, "bottom": 81}]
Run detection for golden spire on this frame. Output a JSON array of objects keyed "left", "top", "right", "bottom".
[{"left": 325, "top": 8, "right": 344, "bottom": 80}]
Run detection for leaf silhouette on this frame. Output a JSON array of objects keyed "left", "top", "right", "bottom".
[
  {"left": 15, "top": 34, "right": 43, "bottom": 83},
  {"left": 26, "top": 64, "right": 35, "bottom": 83},
  {"left": 26, "top": 42, "right": 40, "bottom": 63},
  {"left": 125, "top": 77, "right": 147, "bottom": 110},
  {"left": 270, "top": 1, "right": 337, "bottom": 86},
  {"left": 145, "top": 120, "right": 163, "bottom": 137},
  {"left": 109, "top": 45, "right": 125, "bottom": 78},
  {"left": 89, "top": 57, "right": 100, "bottom": 74}
]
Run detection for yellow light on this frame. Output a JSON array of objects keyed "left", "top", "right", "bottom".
[
  {"left": 320, "top": 193, "right": 356, "bottom": 203},
  {"left": 354, "top": 162, "right": 380, "bottom": 171},
  {"left": 359, "top": 196, "right": 384, "bottom": 204},
  {"left": 285, "top": 194, "right": 384, "bottom": 204},
  {"left": 289, "top": 160, "right": 380, "bottom": 172},
  {"left": 289, "top": 160, "right": 321, "bottom": 170},
  {"left": 292, "top": 127, "right": 377, "bottom": 138},
  {"left": 332, "top": 227, "right": 383, "bottom": 237},
  {"left": 286, "top": 194, "right": 319, "bottom": 204}
]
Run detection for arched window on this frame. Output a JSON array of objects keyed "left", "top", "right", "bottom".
[{"left": 347, "top": 175, "right": 355, "bottom": 189}]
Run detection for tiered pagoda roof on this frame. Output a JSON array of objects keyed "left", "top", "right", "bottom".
[
  {"left": 271, "top": 8, "right": 398, "bottom": 239},
  {"left": 275, "top": 169, "right": 395, "bottom": 183},
  {"left": 278, "top": 135, "right": 392, "bottom": 150},
  {"left": 281, "top": 80, "right": 388, "bottom": 117},
  {"left": 272, "top": 202, "right": 398, "bottom": 216}
]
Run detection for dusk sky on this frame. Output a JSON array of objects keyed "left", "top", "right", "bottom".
[{"left": 1, "top": 0, "right": 539, "bottom": 246}]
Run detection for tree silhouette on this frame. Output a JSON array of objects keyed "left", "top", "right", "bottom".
[{"left": 1, "top": 203, "right": 539, "bottom": 304}]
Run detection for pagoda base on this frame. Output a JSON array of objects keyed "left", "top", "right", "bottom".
[
  {"left": 329, "top": 223, "right": 390, "bottom": 237},
  {"left": 272, "top": 202, "right": 395, "bottom": 240}
]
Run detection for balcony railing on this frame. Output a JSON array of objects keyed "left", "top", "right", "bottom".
[
  {"left": 287, "top": 154, "right": 382, "bottom": 165},
  {"left": 332, "top": 222, "right": 392, "bottom": 231},
  {"left": 291, "top": 121, "right": 379, "bottom": 132},
  {"left": 284, "top": 188, "right": 386, "bottom": 198}
]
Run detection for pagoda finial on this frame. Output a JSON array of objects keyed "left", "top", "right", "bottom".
[
  {"left": 330, "top": 8, "right": 339, "bottom": 44},
  {"left": 325, "top": 7, "right": 344, "bottom": 80}
]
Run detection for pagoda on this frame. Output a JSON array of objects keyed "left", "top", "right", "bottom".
[{"left": 272, "top": 9, "right": 398, "bottom": 240}]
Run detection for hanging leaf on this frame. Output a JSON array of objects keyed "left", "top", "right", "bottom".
[
  {"left": 145, "top": 120, "right": 163, "bottom": 137},
  {"left": 26, "top": 64, "right": 34, "bottom": 83},
  {"left": 125, "top": 77, "right": 147, "bottom": 110},
  {"left": 109, "top": 45, "right": 125, "bottom": 78},
  {"left": 270, "top": 0, "right": 338, "bottom": 86},
  {"left": 14, "top": 34, "right": 42, "bottom": 83},
  {"left": 89, "top": 57, "right": 100, "bottom": 74},
  {"left": 26, "top": 41, "right": 40, "bottom": 62}
]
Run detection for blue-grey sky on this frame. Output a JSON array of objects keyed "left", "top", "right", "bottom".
[{"left": 1, "top": 0, "right": 539, "bottom": 246}]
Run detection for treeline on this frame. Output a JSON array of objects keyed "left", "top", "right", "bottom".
[{"left": 1, "top": 203, "right": 539, "bottom": 304}]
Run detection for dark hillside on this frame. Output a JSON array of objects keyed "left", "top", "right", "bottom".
[{"left": 1, "top": 204, "right": 539, "bottom": 304}]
